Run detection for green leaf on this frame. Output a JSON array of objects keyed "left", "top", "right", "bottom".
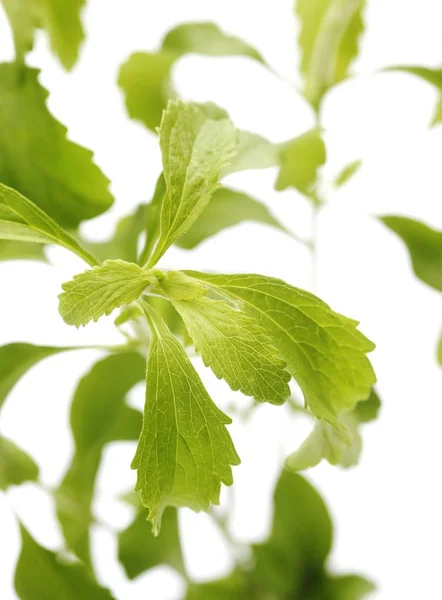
[
  {"left": 185, "top": 571, "right": 249, "bottom": 600},
  {"left": 0, "top": 239, "right": 47, "bottom": 262},
  {"left": 118, "top": 502, "right": 184, "bottom": 579},
  {"left": 14, "top": 524, "right": 115, "bottom": 600},
  {"left": 323, "top": 574, "right": 375, "bottom": 600},
  {"left": 0, "top": 343, "right": 69, "bottom": 412},
  {"left": 138, "top": 174, "right": 166, "bottom": 266},
  {"left": 223, "top": 130, "right": 281, "bottom": 175},
  {"left": 56, "top": 352, "right": 144, "bottom": 563},
  {"left": 165, "top": 292, "right": 291, "bottom": 404},
  {"left": 287, "top": 388, "right": 381, "bottom": 470},
  {"left": 119, "top": 22, "right": 263, "bottom": 132},
  {"left": 334, "top": 159, "right": 362, "bottom": 187},
  {"left": 59, "top": 260, "right": 156, "bottom": 327},
  {"left": 177, "top": 187, "right": 287, "bottom": 249},
  {"left": 0, "top": 64, "right": 113, "bottom": 228},
  {"left": 296, "top": 0, "right": 365, "bottom": 109},
  {"left": 0, "top": 436, "right": 39, "bottom": 490},
  {"left": 133, "top": 302, "right": 240, "bottom": 534},
  {"left": 275, "top": 129, "right": 326, "bottom": 199},
  {"left": 2, "top": 0, "right": 85, "bottom": 69},
  {"left": 381, "top": 216, "right": 442, "bottom": 291},
  {"left": 184, "top": 272, "right": 376, "bottom": 429},
  {"left": 387, "top": 66, "right": 442, "bottom": 126},
  {"left": 0, "top": 183, "right": 99, "bottom": 266},
  {"left": 146, "top": 101, "right": 237, "bottom": 266}
]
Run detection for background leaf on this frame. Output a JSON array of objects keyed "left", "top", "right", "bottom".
[{"left": 0, "top": 436, "right": 39, "bottom": 490}]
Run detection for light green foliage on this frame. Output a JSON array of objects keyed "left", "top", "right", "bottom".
[
  {"left": 296, "top": 0, "right": 365, "bottom": 108},
  {"left": 185, "top": 272, "right": 376, "bottom": 429},
  {"left": 287, "top": 389, "right": 381, "bottom": 470},
  {"left": 187, "top": 470, "right": 374, "bottom": 598},
  {"left": 388, "top": 66, "right": 442, "bottom": 126},
  {"left": 0, "top": 343, "right": 69, "bottom": 411},
  {"left": 118, "top": 498, "right": 184, "bottom": 579},
  {"left": 0, "top": 239, "right": 47, "bottom": 261},
  {"left": 275, "top": 129, "right": 326, "bottom": 200},
  {"left": 178, "top": 187, "right": 288, "bottom": 249},
  {"left": 168, "top": 295, "right": 292, "bottom": 404},
  {"left": 119, "top": 22, "right": 263, "bottom": 132},
  {"left": 381, "top": 216, "right": 442, "bottom": 291},
  {"left": 0, "top": 183, "right": 99, "bottom": 266},
  {"left": 132, "top": 302, "right": 240, "bottom": 534},
  {"left": 223, "top": 130, "right": 281, "bottom": 174},
  {"left": 0, "top": 65, "right": 113, "bottom": 228},
  {"left": 14, "top": 524, "right": 115, "bottom": 600},
  {"left": 2, "top": 0, "right": 85, "bottom": 69},
  {"left": 59, "top": 260, "right": 156, "bottom": 327},
  {"left": 334, "top": 159, "right": 362, "bottom": 187},
  {"left": 0, "top": 436, "right": 39, "bottom": 490},
  {"left": 56, "top": 353, "right": 144, "bottom": 563},
  {"left": 146, "top": 101, "right": 237, "bottom": 266}
]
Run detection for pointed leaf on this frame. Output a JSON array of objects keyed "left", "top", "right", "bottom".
[
  {"left": 334, "top": 159, "right": 362, "bottom": 187},
  {"left": 133, "top": 302, "right": 240, "bottom": 534},
  {"left": 0, "top": 436, "right": 39, "bottom": 490}
]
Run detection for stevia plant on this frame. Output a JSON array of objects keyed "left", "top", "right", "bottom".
[{"left": 0, "top": 0, "right": 383, "bottom": 598}]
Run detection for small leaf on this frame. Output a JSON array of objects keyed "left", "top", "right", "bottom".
[
  {"left": 223, "top": 130, "right": 281, "bottom": 175},
  {"left": 56, "top": 352, "right": 144, "bottom": 563},
  {"left": 118, "top": 503, "right": 184, "bottom": 579},
  {"left": 297, "top": 0, "right": 365, "bottom": 108},
  {"left": 0, "top": 65, "right": 113, "bottom": 228},
  {"left": 177, "top": 187, "right": 288, "bottom": 249},
  {"left": 275, "top": 129, "right": 326, "bottom": 199},
  {"left": 14, "top": 524, "right": 116, "bottom": 600},
  {"left": 146, "top": 101, "right": 237, "bottom": 266},
  {"left": 59, "top": 260, "right": 155, "bottom": 327},
  {"left": 0, "top": 436, "right": 39, "bottom": 490},
  {"left": 2, "top": 0, "right": 85, "bottom": 69},
  {"left": 334, "top": 159, "right": 362, "bottom": 187},
  {"left": 0, "top": 183, "right": 99, "bottom": 266},
  {"left": 0, "top": 343, "right": 69, "bottom": 412},
  {"left": 166, "top": 293, "right": 292, "bottom": 404},
  {"left": 381, "top": 216, "right": 442, "bottom": 291},
  {"left": 185, "top": 272, "right": 376, "bottom": 429},
  {"left": 0, "top": 239, "right": 47, "bottom": 262},
  {"left": 133, "top": 302, "right": 240, "bottom": 534},
  {"left": 119, "top": 22, "right": 263, "bottom": 132}
]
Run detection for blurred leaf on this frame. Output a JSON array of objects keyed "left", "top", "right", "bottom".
[
  {"left": 2, "top": 0, "right": 85, "bottom": 69},
  {"left": 287, "top": 388, "right": 381, "bottom": 470},
  {"left": 119, "top": 22, "right": 264, "bottom": 132},
  {"left": 0, "top": 183, "right": 99, "bottom": 266},
  {"left": 0, "top": 64, "right": 113, "bottom": 228},
  {"left": 56, "top": 352, "right": 144, "bottom": 564},
  {"left": 223, "top": 130, "right": 281, "bottom": 175},
  {"left": 296, "top": 0, "right": 365, "bottom": 108},
  {"left": 58, "top": 260, "right": 156, "bottom": 327},
  {"left": 139, "top": 174, "right": 166, "bottom": 266},
  {"left": 185, "top": 570, "right": 249, "bottom": 599},
  {"left": 275, "top": 129, "right": 326, "bottom": 200},
  {"left": 334, "top": 159, "right": 362, "bottom": 187},
  {"left": 118, "top": 504, "right": 184, "bottom": 579},
  {"left": 177, "top": 187, "right": 287, "bottom": 249},
  {"left": 185, "top": 272, "right": 376, "bottom": 431},
  {"left": 14, "top": 524, "right": 115, "bottom": 599},
  {"left": 381, "top": 216, "right": 442, "bottom": 291},
  {"left": 0, "top": 343, "right": 69, "bottom": 412},
  {"left": 388, "top": 66, "right": 442, "bottom": 126},
  {"left": 0, "top": 436, "right": 39, "bottom": 490},
  {"left": 133, "top": 302, "right": 239, "bottom": 534},
  {"left": 0, "top": 239, "right": 47, "bottom": 262},
  {"left": 146, "top": 101, "right": 237, "bottom": 266}
]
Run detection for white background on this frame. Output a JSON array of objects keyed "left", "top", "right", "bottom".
[{"left": 1, "top": 1, "right": 442, "bottom": 598}]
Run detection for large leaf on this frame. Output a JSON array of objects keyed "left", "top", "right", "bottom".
[
  {"left": 59, "top": 260, "right": 156, "bottom": 327},
  {"left": 166, "top": 293, "right": 291, "bottom": 404},
  {"left": 387, "top": 66, "right": 442, "bottom": 126},
  {"left": 146, "top": 101, "right": 237, "bottom": 266},
  {"left": 119, "top": 22, "right": 263, "bottom": 132},
  {"left": 0, "top": 183, "right": 99, "bottom": 266},
  {"left": 296, "top": 0, "right": 365, "bottom": 108},
  {"left": 2, "top": 0, "right": 85, "bottom": 69},
  {"left": 133, "top": 302, "right": 240, "bottom": 534},
  {"left": 14, "top": 524, "right": 115, "bottom": 600},
  {"left": 56, "top": 352, "right": 144, "bottom": 564},
  {"left": 0, "top": 343, "right": 69, "bottom": 412},
  {"left": 185, "top": 272, "right": 376, "bottom": 430},
  {"left": 0, "top": 64, "right": 113, "bottom": 228},
  {"left": 177, "top": 187, "right": 287, "bottom": 249},
  {"left": 0, "top": 436, "right": 39, "bottom": 490},
  {"left": 381, "top": 216, "right": 442, "bottom": 291}
]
